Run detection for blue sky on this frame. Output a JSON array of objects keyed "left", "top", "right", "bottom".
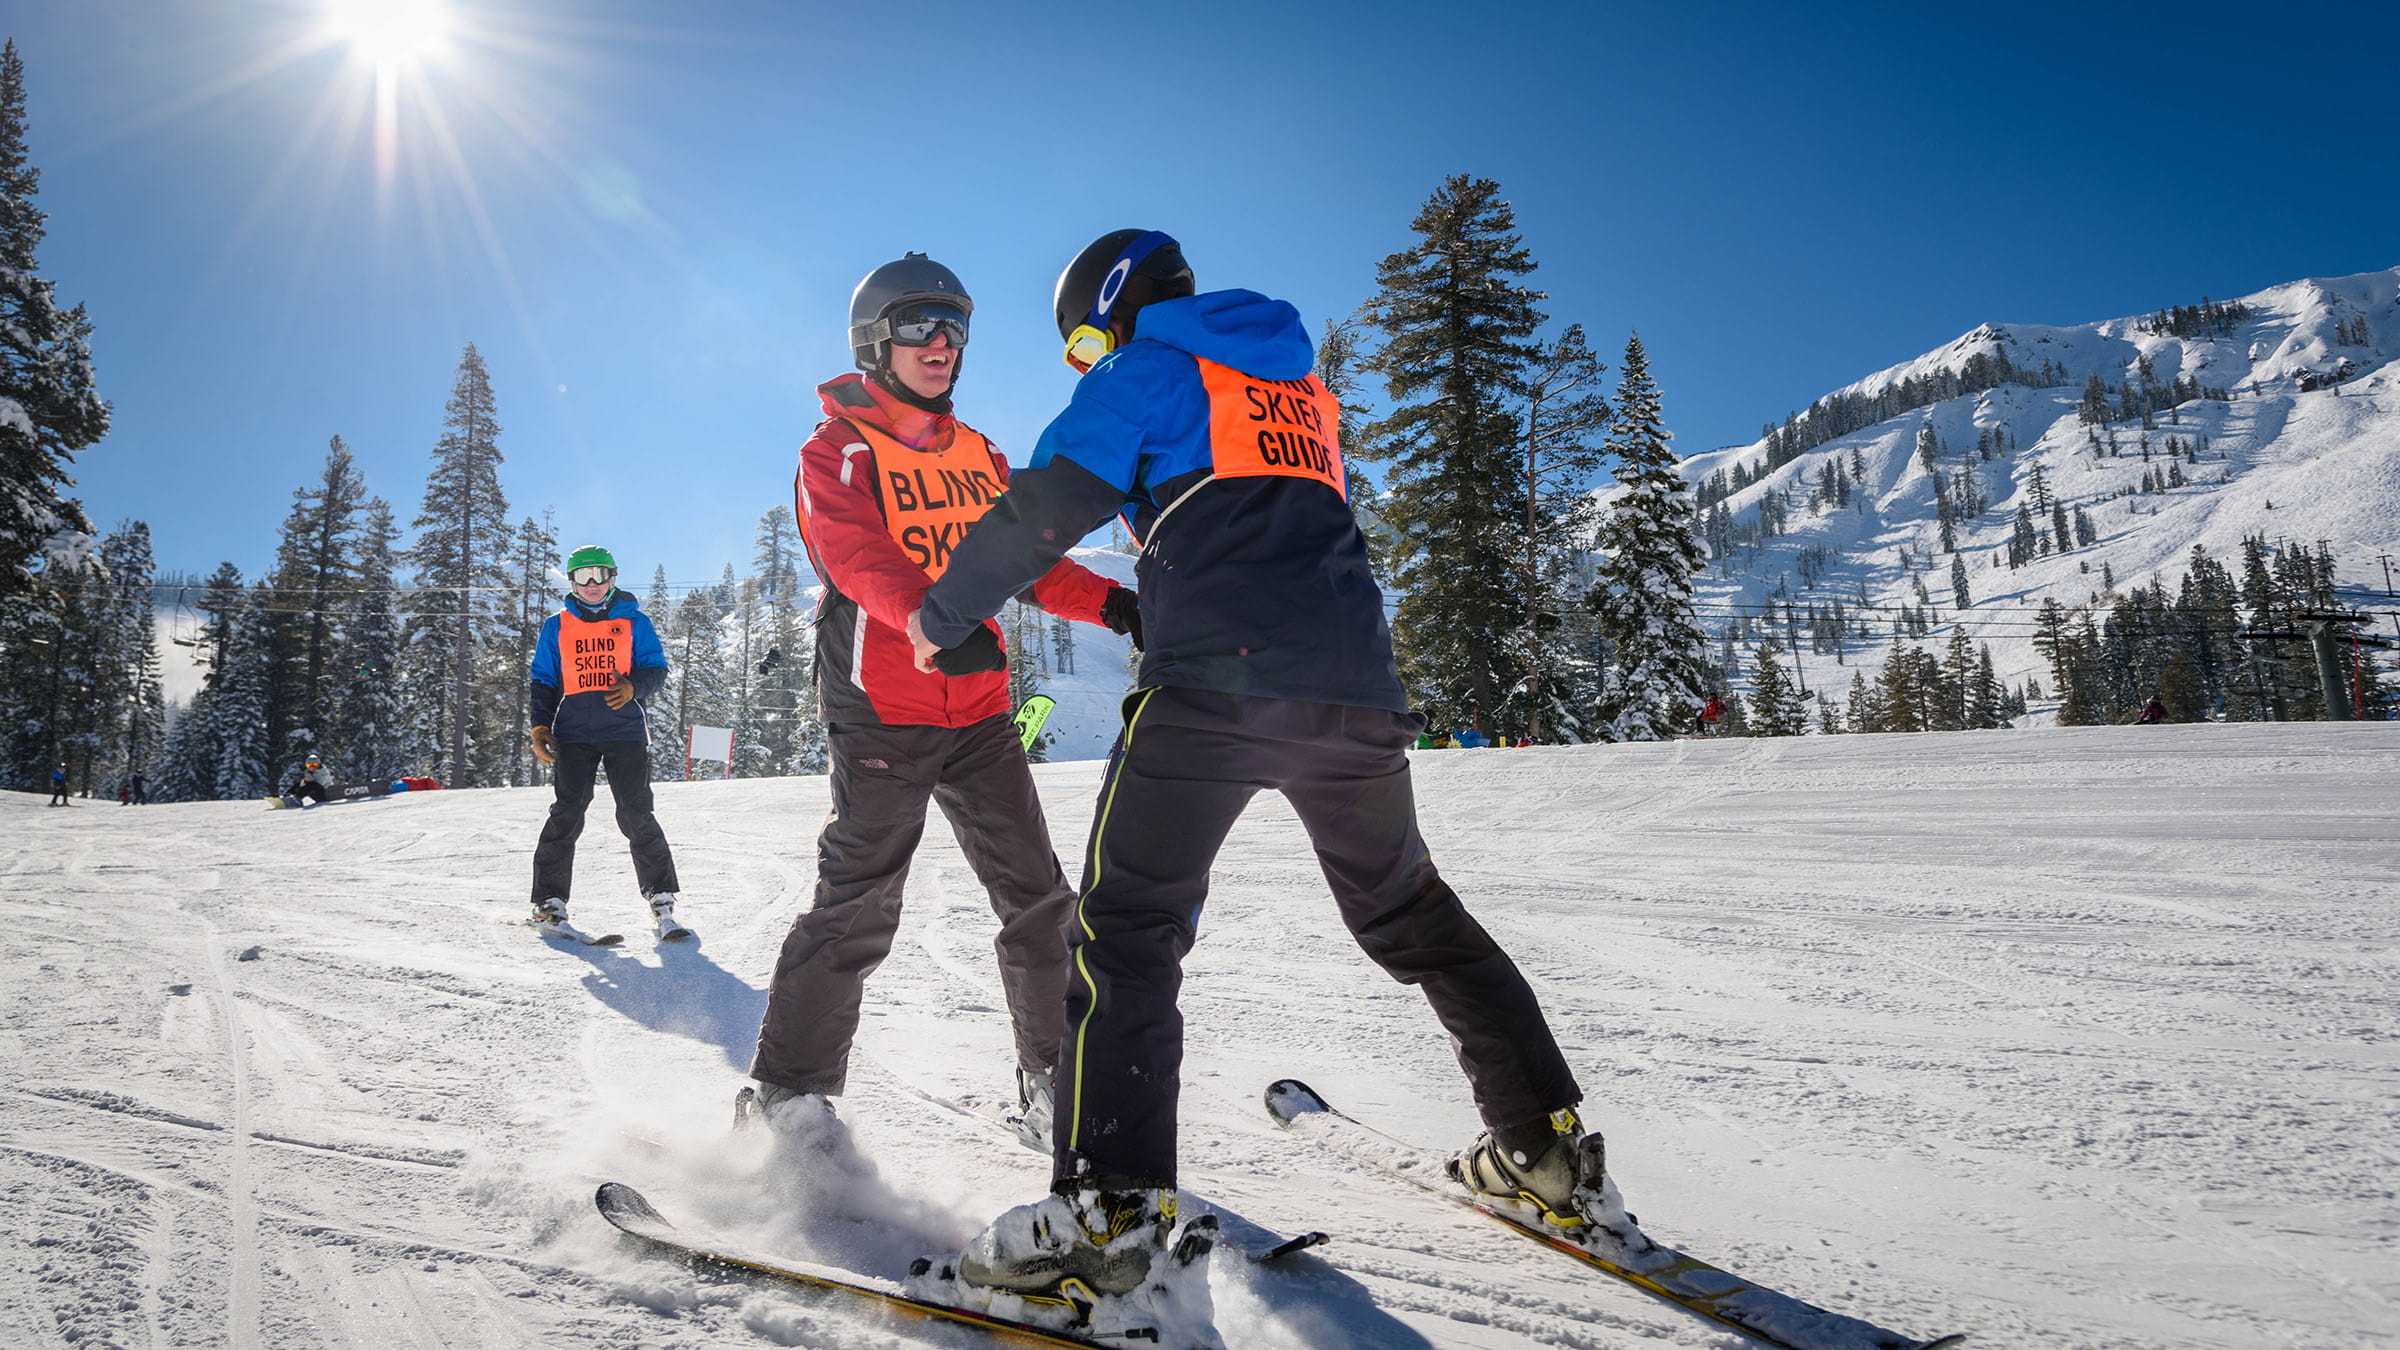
[{"left": 17, "top": 0, "right": 2399, "bottom": 590}]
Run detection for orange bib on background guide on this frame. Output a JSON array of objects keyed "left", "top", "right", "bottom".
[
  {"left": 557, "top": 611, "right": 631, "bottom": 695},
  {"left": 851, "top": 420, "right": 1008, "bottom": 580},
  {"left": 1196, "top": 357, "right": 1346, "bottom": 498}
]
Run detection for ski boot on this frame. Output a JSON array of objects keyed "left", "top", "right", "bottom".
[
  {"left": 529, "top": 897, "right": 573, "bottom": 937},
  {"left": 1013, "top": 1067, "right": 1055, "bottom": 1153},
  {"left": 914, "top": 1184, "right": 1220, "bottom": 1345},
  {"left": 648, "top": 892, "right": 692, "bottom": 941},
  {"left": 1450, "top": 1105, "right": 1641, "bottom": 1248}
]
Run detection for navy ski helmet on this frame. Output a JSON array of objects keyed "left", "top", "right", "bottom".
[
  {"left": 848, "top": 253, "right": 973, "bottom": 372},
  {"left": 1054, "top": 229, "right": 1194, "bottom": 371}
]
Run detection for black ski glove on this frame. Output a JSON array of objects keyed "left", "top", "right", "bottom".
[
  {"left": 932, "top": 624, "right": 1008, "bottom": 676},
  {"left": 1100, "top": 586, "right": 1144, "bottom": 650}
]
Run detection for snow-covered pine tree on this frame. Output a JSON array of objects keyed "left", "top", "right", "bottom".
[
  {"left": 0, "top": 542, "right": 106, "bottom": 787},
  {"left": 499, "top": 512, "right": 557, "bottom": 787},
  {"left": 1363, "top": 175, "right": 1545, "bottom": 740},
  {"left": 334, "top": 499, "right": 407, "bottom": 780},
  {"left": 664, "top": 585, "right": 734, "bottom": 777},
  {"left": 644, "top": 567, "right": 681, "bottom": 779},
  {"left": 1748, "top": 632, "right": 1807, "bottom": 736},
  {"left": 265, "top": 438, "right": 366, "bottom": 771},
  {"left": 752, "top": 504, "right": 804, "bottom": 605},
  {"left": 0, "top": 41, "right": 109, "bottom": 602},
  {"left": 1513, "top": 324, "right": 1610, "bottom": 742},
  {"left": 1589, "top": 333, "right": 1710, "bottom": 742},
  {"left": 163, "top": 577, "right": 275, "bottom": 800},
  {"left": 405, "top": 345, "right": 513, "bottom": 788},
  {"left": 97, "top": 521, "right": 164, "bottom": 781}
]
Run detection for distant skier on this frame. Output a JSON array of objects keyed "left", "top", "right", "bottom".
[
  {"left": 128, "top": 770, "right": 148, "bottom": 805},
  {"left": 1699, "top": 696, "right": 1726, "bottom": 736},
  {"left": 48, "top": 761, "right": 67, "bottom": 806},
  {"left": 2132, "top": 696, "right": 2168, "bottom": 725},
  {"left": 747, "top": 253, "right": 1136, "bottom": 1149},
  {"left": 526, "top": 544, "right": 687, "bottom": 942},
  {"left": 907, "top": 229, "right": 1603, "bottom": 1317},
  {"left": 285, "top": 757, "right": 336, "bottom": 804}
]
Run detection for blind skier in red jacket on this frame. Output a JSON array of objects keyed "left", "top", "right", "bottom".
[{"left": 748, "top": 254, "right": 1138, "bottom": 1151}]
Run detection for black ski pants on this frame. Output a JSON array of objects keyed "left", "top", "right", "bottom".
[
  {"left": 1054, "top": 686, "right": 1582, "bottom": 1191},
  {"left": 530, "top": 739, "right": 680, "bottom": 902},
  {"left": 752, "top": 712, "right": 1075, "bottom": 1097}
]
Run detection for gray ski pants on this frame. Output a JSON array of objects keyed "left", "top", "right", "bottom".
[{"left": 751, "top": 712, "right": 1075, "bottom": 1096}]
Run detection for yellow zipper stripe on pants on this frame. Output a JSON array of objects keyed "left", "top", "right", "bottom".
[{"left": 1064, "top": 686, "right": 1160, "bottom": 1156}]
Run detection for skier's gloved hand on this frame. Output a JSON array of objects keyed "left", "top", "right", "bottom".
[
  {"left": 1100, "top": 586, "right": 1143, "bottom": 650},
  {"left": 530, "top": 726, "right": 557, "bottom": 765},
  {"left": 603, "top": 674, "right": 637, "bottom": 710},
  {"left": 932, "top": 624, "right": 1008, "bottom": 676}
]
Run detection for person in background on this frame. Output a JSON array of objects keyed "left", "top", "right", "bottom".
[
  {"left": 48, "top": 761, "right": 68, "bottom": 806},
  {"left": 747, "top": 252, "right": 1137, "bottom": 1151},
  {"left": 285, "top": 757, "right": 336, "bottom": 804},
  {"left": 526, "top": 544, "right": 687, "bottom": 942}
]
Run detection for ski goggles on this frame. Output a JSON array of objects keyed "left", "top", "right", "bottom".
[
  {"left": 880, "top": 301, "right": 970, "bottom": 349},
  {"left": 569, "top": 565, "right": 617, "bottom": 587},
  {"left": 1063, "top": 323, "right": 1115, "bottom": 374}
]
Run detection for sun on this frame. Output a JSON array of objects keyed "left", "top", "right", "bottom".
[{"left": 322, "top": 0, "right": 451, "bottom": 70}]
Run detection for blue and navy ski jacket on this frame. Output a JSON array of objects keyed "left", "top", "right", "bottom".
[
  {"left": 918, "top": 289, "right": 1406, "bottom": 712},
  {"left": 528, "top": 590, "right": 670, "bottom": 744}
]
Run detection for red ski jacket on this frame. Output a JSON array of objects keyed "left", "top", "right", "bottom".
[{"left": 796, "top": 373, "right": 1116, "bottom": 728}]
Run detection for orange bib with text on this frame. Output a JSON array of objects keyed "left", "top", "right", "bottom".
[
  {"left": 852, "top": 421, "right": 1008, "bottom": 580},
  {"left": 1197, "top": 357, "right": 1346, "bottom": 498},
  {"left": 557, "top": 611, "right": 631, "bottom": 695}
]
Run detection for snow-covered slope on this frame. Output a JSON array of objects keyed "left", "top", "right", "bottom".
[
  {"left": 7, "top": 724, "right": 2396, "bottom": 1348},
  {"left": 1678, "top": 267, "right": 2400, "bottom": 703}
]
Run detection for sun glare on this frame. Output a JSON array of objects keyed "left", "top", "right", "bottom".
[{"left": 323, "top": 0, "right": 451, "bottom": 69}]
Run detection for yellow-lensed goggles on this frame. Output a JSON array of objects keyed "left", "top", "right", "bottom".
[{"left": 1063, "top": 323, "right": 1114, "bottom": 373}]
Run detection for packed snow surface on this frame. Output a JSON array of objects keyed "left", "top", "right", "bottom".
[{"left": 5, "top": 723, "right": 2396, "bottom": 1348}]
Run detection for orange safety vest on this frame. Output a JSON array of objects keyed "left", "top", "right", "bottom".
[
  {"left": 1196, "top": 357, "right": 1346, "bottom": 498},
  {"left": 850, "top": 420, "right": 1009, "bottom": 580},
  {"left": 557, "top": 610, "right": 632, "bottom": 696}
]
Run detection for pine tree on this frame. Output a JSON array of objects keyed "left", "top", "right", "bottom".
[
  {"left": 752, "top": 504, "right": 805, "bottom": 604},
  {"left": 1748, "top": 633, "right": 1807, "bottom": 736},
  {"left": 0, "top": 41, "right": 110, "bottom": 601},
  {"left": 1364, "top": 175, "right": 1545, "bottom": 740},
  {"left": 1512, "top": 324, "right": 1610, "bottom": 741},
  {"left": 96, "top": 521, "right": 164, "bottom": 781},
  {"left": 334, "top": 498, "right": 407, "bottom": 778},
  {"left": 265, "top": 438, "right": 367, "bottom": 770},
  {"left": 665, "top": 588, "right": 733, "bottom": 778},
  {"left": 405, "top": 345, "right": 513, "bottom": 788},
  {"left": 1950, "top": 552, "right": 1972, "bottom": 609},
  {"left": 644, "top": 566, "right": 682, "bottom": 778},
  {"left": 1589, "top": 333, "right": 1709, "bottom": 742},
  {"left": 497, "top": 513, "right": 558, "bottom": 786}
]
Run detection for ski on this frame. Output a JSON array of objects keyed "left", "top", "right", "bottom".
[
  {"left": 1263, "top": 1079, "right": 1964, "bottom": 1350},
  {"left": 594, "top": 1182, "right": 1129, "bottom": 1349},
  {"left": 527, "top": 916, "right": 623, "bottom": 947},
  {"left": 842, "top": 1074, "right": 1331, "bottom": 1265}
]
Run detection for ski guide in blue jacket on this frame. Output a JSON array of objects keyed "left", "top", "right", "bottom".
[
  {"left": 528, "top": 589, "right": 670, "bottom": 743},
  {"left": 917, "top": 289, "right": 1407, "bottom": 712}
]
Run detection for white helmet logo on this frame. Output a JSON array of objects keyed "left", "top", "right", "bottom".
[{"left": 1094, "top": 257, "right": 1135, "bottom": 320}]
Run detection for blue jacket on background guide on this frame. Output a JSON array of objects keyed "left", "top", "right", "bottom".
[
  {"left": 527, "top": 590, "right": 670, "bottom": 744},
  {"left": 918, "top": 289, "right": 1407, "bottom": 712}
]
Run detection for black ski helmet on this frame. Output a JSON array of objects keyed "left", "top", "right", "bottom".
[
  {"left": 849, "top": 252, "right": 973, "bottom": 372},
  {"left": 1054, "top": 229, "right": 1194, "bottom": 344}
]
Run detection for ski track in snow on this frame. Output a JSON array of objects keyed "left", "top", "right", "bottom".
[{"left": 5, "top": 722, "right": 2397, "bottom": 1348}]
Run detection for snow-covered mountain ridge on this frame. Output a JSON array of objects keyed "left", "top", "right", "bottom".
[{"left": 1674, "top": 266, "right": 2400, "bottom": 710}]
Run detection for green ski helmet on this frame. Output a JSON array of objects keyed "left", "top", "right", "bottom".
[{"left": 565, "top": 544, "right": 618, "bottom": 590}]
